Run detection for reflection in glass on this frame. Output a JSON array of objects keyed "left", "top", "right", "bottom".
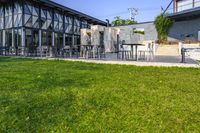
[
  {"left": 5, "top": 30, "right": 12, "bottom": 47},
  {"left": 33, "top": 30, "right": 39, "bottom": 47},
  {"left": 54, "top": 33, "right": 58, "bottom": 47},
  {"left": 74, "top": 35, "right": 80, "bottom": 45},
  {"left": 59, "top": 34, "right": 63, "bottom": 48},
  {"left": 5, "top": 6, "right": 13, "bottom": 28},
  {"left": 47, "top": 32, "right": 52, "bottom": 47},
  {"left": 0, "top": 7, "right": 4, "bottom": 29},
  {"left": 65, "top": 34, "right": 73, "bottom": 46},
  {"left": 14, "top": 29, "right": 22, "bottom": 47},
  {"left": 25, "top": 29, "right": 32, "bottom": 48},
  {"left": 0, "top": 31, "right": 3, "bottom": 47},
  {"left": 42, "top": 31, "right": 47, "bottom": 46}
]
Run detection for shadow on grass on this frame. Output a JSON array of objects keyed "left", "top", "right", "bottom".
[{"left": 0, "top": 56, "right": 32, "bottom": 63}]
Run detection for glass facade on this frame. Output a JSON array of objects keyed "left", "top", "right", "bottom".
[
  {"left": 5, "top": 5, "right": 12, "bottom": 29},
  {"left": 5, "top": 29, "right": 12, "bottom": 47},
  {"left": 0, "top": 0, "right": 104, "bottom": 55},
  {"left": 14, "top": 28, "right": 22, "bottom": 47},
  {"left": 0, "top": 6, "right": 4, "bottom": 30},
  {"left": 0, "top": 31, "right": 2, "bottom": 47}
]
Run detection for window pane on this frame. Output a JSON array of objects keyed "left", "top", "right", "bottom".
[
  {"left": 25, "top": 29, "right": 32, "bottom": 48},
  {"left": 14, "top": 29, "right": 22, "bottom": 47},
  {"left": 74, "top": 35, "right": 80, "bottom": 45},
  {"left": 24, "top": 4, "right": 32, "bottom": 14},
  {"left": 47, "top": 32, "right": 52, "bottom": 47},
  {"left": 25, "top": 14, "right": 32, "bottom": 27},
  {"left": 42, "top": 31, "right": 47, "bottom": 46},
  {"left": 0, "top": 31, "right": 3, "bottom": 47},
  {"left": 5, "top": 30, "right": 12, "bottom": 47},
  {"left": 33, "top": 30, "right": 39, "bottom": 47},
  {"left": 65, "top": 34, "right": 73, "bottom": 46}
]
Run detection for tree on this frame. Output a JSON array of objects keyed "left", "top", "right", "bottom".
[
  {"left": 154, "top": 14, "right": 173, "bottom": 42},
  {"left": 125, "top": 19, "right": 136, "bottom": 25},
  {"left": 112, "top": 16, "right": 137, "bottom": 26}
]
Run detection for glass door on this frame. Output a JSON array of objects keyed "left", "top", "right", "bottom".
[
  {"left": 5, "top": 29, "right": 12, "bottom": 48},
  {"left": 47, "top": 31, "right": 52, "bottom": 47},
  {"left": 25, "top": 29, "right": 33, "bottom": 54},
  {"left": 14, "top": 28, "right": 22, "bottom": 48},
  {"left": 32, "top": 30, "right": 39, "bottom": 55},
  {"left": 33, "top": 30, "right": 39, "bottom": 48},
  {"left": 0, "top": 30, "right": 2, "bottom": 47}
]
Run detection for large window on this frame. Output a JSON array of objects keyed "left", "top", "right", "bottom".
[
  {"left": 0, "top": 31, "right": 3, "bottom": 47},
  {"left": 65, "top": 34, "right": 73, "bottom": 46},
  {"left": 177, "top": 0, "right": 193, "bottom": 12},
  {"left": 25, "top": 29, "right": 38, "bottom": 54},
  {"left": 81, "top": 21, "right": 89, "bottom": 29},
  {"left": 5, "top": 29, "right": 12, "bottom": 47},
  {"left": 42, "top": 31, "right": 52, "bottom": 47},
  {"left": 0, "top": 6, "right": 4, "bottom": 30},
  {"left": 54, "top": 12, "right": 63, "bottom": 32},
  {"left": 42, "top": 31, "right": 47, "bottom": 46},
  {"left": 14, "top": 2, "right": 22, "bottom": 27},
  {"left": 74, "top": 35, "right": 80, "bottom": 45},
  {"left": 65, "top": 16, "right": 73, "bottom": 33},
  {"left": 55, "top": 33, "right": 63, "bottom": 48},
  {"left": 41, "top": 8, "right": 53, "bottom": 30},
  {"left": 24, "top": 3, "right": 39, "bottom": 28},
  {"left": 14, "top": 29, "right": 22, "bottom": 47},
  {"left": 25, "top": 29, "right": 32, "bottom": 48},
  {"left": 74, "top": 18, "right": 80, "bottom": 34},
  {"left": 5, "top": 6, "right": 12, "bottom": 29},
  {"left": 32, "top": 30, "right": 39, "bottom": 47}
]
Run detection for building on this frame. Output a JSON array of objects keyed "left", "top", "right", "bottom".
[
  {"left": 81, "top": 22, "right": 157, "bottom": 52},
  {"left": 0, "top": 0, "right": 106, "bottom": 55},
  {"left": 165, "top": 0, "right": 200, "bottom": 41}
]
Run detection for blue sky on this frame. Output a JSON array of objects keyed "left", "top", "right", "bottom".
[{"left": 53, "top": 0, "right": 171, "bottom": 22}]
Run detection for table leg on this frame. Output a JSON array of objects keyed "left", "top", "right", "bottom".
[
  {"left": 131, "top": 45, "right": 134, "bottom": 60},
  {"left": 135, "top": 45, "right": 138, "bottom": 61}
]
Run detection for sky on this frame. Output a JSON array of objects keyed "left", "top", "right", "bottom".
[{"left": 53, "top": 0, "right": 171, "bottom": 22}]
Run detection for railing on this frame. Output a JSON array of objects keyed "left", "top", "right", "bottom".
[
  {"left": 181, "top": 48, "right": 200, "bottom": 63},
  {"left": 164, "top": 0, "right": 200, "bottom": 15},
  {"left": 0, "top": 45, "right": 106, "bottom": 59}
]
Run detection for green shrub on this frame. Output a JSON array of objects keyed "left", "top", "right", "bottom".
[
  {"left": 154, "top": 14, "right": 173, "bottom": 42},
  {"left": 133, "top": 30, "right": 145, "bottom": 35}
]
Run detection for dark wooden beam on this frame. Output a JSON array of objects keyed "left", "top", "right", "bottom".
[{"left": 0, "top": 0, "right": 7, "bottom": 2}]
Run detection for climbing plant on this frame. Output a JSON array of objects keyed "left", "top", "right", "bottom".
[{"left": 154, "top": 14, "right": 173, "bottom": 42}]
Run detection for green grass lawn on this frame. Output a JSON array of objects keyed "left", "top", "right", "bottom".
[{"left": 0, "top": 57, "right": 200, "bottom": 132}]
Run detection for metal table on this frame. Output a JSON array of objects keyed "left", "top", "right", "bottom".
[{"left": 122, "top": 43, "right": 144, "bottom": 61}]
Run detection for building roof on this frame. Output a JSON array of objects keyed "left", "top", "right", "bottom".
[
  {"left": 40, "top": 0, "right": 107, "bottom": 25},
  {"left": 0, "top": 0, "right": 107, "bottom": 26}
]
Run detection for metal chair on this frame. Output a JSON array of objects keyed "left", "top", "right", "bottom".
[
  {"left": 96, "top": 45, "right": 106, "bottom": 59},
  {"left": 17, "top": 46, "right": 27, "bottom": 56},
  {"left": 138, "top": 42, "right": 154, "bottom": 61},
  {"left": 63, "top": 46, "right": 72, "bottom": 58},
  {"left": 36, "top": 46, "right": 49, "bottom": 57},
  {"left": 117, "top": 44, "right": 132, "bottom": 60},
  {"left": 71, "top": 45, "right": 80, "bottom": 58}
]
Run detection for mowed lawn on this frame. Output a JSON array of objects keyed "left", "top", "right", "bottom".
[{"left": 0, "top": 57, "right": 200, "bottom": 132}]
